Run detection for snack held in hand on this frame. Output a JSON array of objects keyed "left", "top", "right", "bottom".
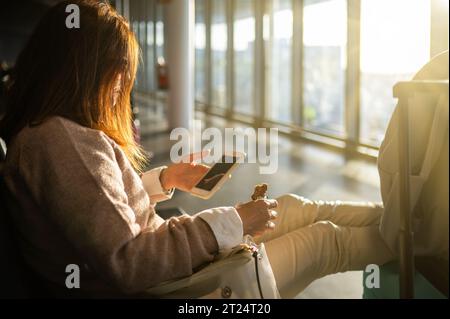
[
  {"left": 251, "top": 183, "right": 268, "bottom": 200},
  {"left": 251, "top": 183, "right": 276, "bottom": 229}
]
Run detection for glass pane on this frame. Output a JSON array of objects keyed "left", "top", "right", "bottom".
[
  {"left": 146, "top": 18, "right": 155, "bottom": 91},
  {"left": 360, "top": 0, "right": 431, "bottom": 146},
  {"left": 156, "top": 4, "right": 165, "bottom": 61},
  {"left": 139, "top": 20, "right": 147, "bottom": 91},
  {"left": 264, "top": 0, "right": 293, "bottom": 123},
  {"left": 132, "top": 20, "right": 140, "bottom": 89},
  {"left": 195, "top": 0, "right": 207, "bottom": 103},
  {"left": 211, "top": 0, "right": 227, "bottom": 108},
  {"left": 234, "top": 0, "right": 255, "bottom": 115},
  {"left": 303, "top": 0, "right": 346, "bottom": 135}
]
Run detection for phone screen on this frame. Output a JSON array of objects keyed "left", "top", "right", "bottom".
[{"left": 195, "top": 155, "right": 237, "bottom": 191}]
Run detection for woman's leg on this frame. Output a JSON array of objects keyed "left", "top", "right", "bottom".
[
  {"left": 256, "top": 194, "right": 384, "bottom": 244},
  {"left": 255, "top": 194, "right": 393, "bottom": 298},
  {"left": 314, "top": 199, "right": 384, "bottom": 227},
  {"left": 255, "top": 194, "right": 320, "bottom": 244},
  {"left": 264, "top": 221, "right": 395, "bottom": 298}
]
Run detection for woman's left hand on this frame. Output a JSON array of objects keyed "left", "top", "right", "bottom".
[{"left": 160, "top": 159, "right": 209, "bottom": 192}]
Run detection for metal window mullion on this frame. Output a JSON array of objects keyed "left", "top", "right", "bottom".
[
  {"left": 123, "top": 0, "right": 130, "bottom": 21},
  {"left": 138, "top": 1, "right": 143, "bottom": 91},
  {"left": 139, "top": 0, "right": 143, "bottom": 92},
  {"left": 137, "top": 0, "right": 142, "bottom": 91},
  {"left": 115, "top": 0, "right": 122, "bottom": 13},
  {"left": 130, "top": 1, "right": 137, "bottom": 89},
  {"left": 292, "top": 0, "right": 303, "bottom": 128},
  {"left": 254, "top": 0, "right": 265, "bottom": 125},
  {"left": 265, "top": 0, "right": 273, "bottom": 121},
  {"left": 143, "top": 0, "right": 147, "bottom": 92},
  {"left": 162, "top": 4, "right": 168, "bottom": 61},
  {"left": 205, "top": 0, "right": 212, "bottom": 112},
  {"left": 226, "top": 0, "right": 235, "bottom": 118},
  {"left": 143, "top": 0, "right": 148, "bottom": 93},
  {"left": 345, "top": 0, "right": 361, "bottom": 156},
  {"left": 148, "top": 1, "right": 154, "bottom": 93},
  {"left": 430, "top": 0, "right": 449, "bottom": 58},
  {"left": 430, "top": 0, "right": 434, "bottom": 58},
  {"left": 153, "top": 0, "right": 158, "bottom": 96}
]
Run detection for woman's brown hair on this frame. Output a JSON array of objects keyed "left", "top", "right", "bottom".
[{"left": 0, "top": 0, "right": 146, "bottom": 170}]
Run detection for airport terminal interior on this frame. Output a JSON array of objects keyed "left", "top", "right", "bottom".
[{"left": 0, "top": 0, "right": 449, "bottom": 299}]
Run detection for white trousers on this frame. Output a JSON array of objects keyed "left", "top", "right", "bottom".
[{"left": 256, "top": 194, "right": 395, "bottom": 298}]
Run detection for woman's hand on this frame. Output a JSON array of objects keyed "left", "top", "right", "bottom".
[
  {"left": 160, "top": 162, "right": 209, "bottom": 192},
  {"left": 235, "top": 199, "right": 278, "bottom": 237}
]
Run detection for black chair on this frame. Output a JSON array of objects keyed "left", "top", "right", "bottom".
[
  {"left": 0, "top": 138, "right": 49, "bottom": 298},
  {"left": 0, "top": 138, "right": 5, "bottom": 161}
]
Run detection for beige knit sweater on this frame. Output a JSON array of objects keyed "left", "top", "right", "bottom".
[{"left": 3, "top": 116, "right": 243, "bottom": 297}]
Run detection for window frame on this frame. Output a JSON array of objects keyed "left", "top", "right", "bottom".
[
  {"left": 117, "top": 0, "right": 446, "bottom": 158},
  {"left": 118, "top": 0, "right": 445, "bottom": 156}
]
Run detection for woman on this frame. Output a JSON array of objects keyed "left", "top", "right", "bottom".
[
  {"left": 0, "top": 0, "right": 276, "bottom": 298},
  {"left": 1, "top": 0, "right": 393, "bottom": 298}
]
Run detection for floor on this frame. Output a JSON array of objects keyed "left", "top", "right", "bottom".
[{"left": 136, "top": 99, "right": 382, "bottom": 299}]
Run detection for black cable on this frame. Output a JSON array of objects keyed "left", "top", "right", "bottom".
[{"left": 253, "top": 251, "right": 264, "bottom": 299}]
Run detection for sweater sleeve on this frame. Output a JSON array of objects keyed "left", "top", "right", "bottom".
[{"left": 18, "top": 119, "right": 219, "bottom": 294}]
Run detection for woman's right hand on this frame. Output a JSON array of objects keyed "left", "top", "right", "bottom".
[{"left": 235, "top": 199, "right": 278, "bottom": 237}]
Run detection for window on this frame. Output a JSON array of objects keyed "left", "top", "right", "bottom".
[
  {"left": 303, "top": 0, "right": 347, "bottom": 135},
  {"left": 155, "top": 4, "right": 165, "bottom": 62},
  {"left": 131, "top": 20, "right": 140, "bottom": 89},
  {"left": 211, "top": 0, "right": 227, "bottom": 108},
  {"left": 146, "top": 17, "right": 155, "bottom": 92},
  {"left": 234, "top": 0, "right": 255, "bottom": 115},
  {"left": 127, "top": 0, "right": 155, "bottom": 94},
  {"left": 190, "top": 0, "right": 441, "bottom": 156},
  {"left": 195, "top": 0, "right": 207, "bottom": 103},
  {"left": 360, "top": 0, "right": 431, "bottom": 146},
  {"left": 264, "top": 0, "right": 293, "bottom": 123},
  {"left": 139, "top": 19, "right": 147, "bottom": 90}
]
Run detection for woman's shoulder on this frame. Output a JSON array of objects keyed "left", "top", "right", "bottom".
[
  {"left": 19, "top": 116, "right": 101, "bottom": 137},
  {"left": 18, "top": 116, "right": 113, "bottom": 146},
  {"left": 11, "top": 116, "right": 118, "bottom": 160}
]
